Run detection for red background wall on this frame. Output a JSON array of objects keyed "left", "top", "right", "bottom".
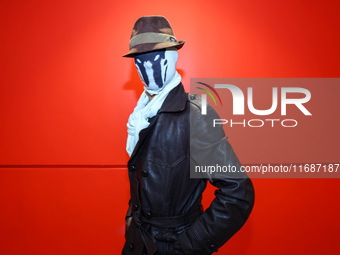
[{"left": 0, "top": 0, "right": 339, "bottom": 254}]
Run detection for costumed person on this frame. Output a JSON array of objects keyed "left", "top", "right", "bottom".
[{"left": 122, "top": 15, "right": 255, "bottom": 255}]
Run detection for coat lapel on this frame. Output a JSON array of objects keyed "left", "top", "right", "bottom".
[{"left": 129, "top": 83, "right": 187, "bottom": 161}]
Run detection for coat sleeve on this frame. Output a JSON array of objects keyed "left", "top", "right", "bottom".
[{"left": 177, "top": 98, "right": 255, "bottom": 255}]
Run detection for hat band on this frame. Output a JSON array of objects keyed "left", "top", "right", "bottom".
[{"left": 129, "top": 32, "right": 177, "bottom": 49}]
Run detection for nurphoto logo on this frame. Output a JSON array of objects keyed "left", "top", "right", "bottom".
[{"left": 193, "top": 78, "right": 312, "bottom": 128}]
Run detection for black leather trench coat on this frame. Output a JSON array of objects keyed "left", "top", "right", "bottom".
[{"left": 122, "top": 83, "right": 255, "bottom": 255}]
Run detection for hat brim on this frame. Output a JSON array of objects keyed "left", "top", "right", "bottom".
[{"left": 122, "top": 40, "right": 185, "bottom": 58}]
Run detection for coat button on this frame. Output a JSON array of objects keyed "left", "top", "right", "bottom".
[
  {"left": 129, "top": 243, "right": 134, "bottom": 250},
  {"left": 189, "top": 94, "right": 196, "bottom": 100},
  {"left": 133, "top": 203, "right": 138, "bottom": 211},
  {"left": 145, "top": 211, "right": 152, "bottom": 219},
  {"left": 209, "top": 243, "right": 217, "bottom": 251},
  {"left": 141, "top": 169, "right": 148, "bottom": 177},
  {"left": 129, "top": 165, "right": 137, "bottom": 172}
]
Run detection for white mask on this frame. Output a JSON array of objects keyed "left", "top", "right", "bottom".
[{"left": 134, "top": 49, "right": 178, "bottom": 95}]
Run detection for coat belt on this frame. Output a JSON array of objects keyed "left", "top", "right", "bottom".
[{"left": 132, "top": 206, "right": 202, "bottom": 255}]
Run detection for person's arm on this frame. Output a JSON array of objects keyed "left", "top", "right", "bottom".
[
  {"left": 178, "top": 98, "right": 255, "bottom": 254},
  {"left": 177, "top": 173, "right": 254, "bottom": 254}
]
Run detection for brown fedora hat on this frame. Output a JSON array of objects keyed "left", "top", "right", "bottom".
[{"left": 123, "top": 15, "right": 185, "bottom": 58}]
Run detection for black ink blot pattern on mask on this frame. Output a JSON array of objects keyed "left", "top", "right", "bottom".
[
  {"left": 136, "top": 58, "right": 149, "bottom": 85},
  {"left": 134, "top": 50, "right": 166, "bottom": 88},
  {"left": 164, "top": 66, "right": 168, "bottom": 83}
]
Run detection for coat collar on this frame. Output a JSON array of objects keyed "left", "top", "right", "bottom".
[{"left": 158, "top": 82, "right": 187, "bottom": 113}]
